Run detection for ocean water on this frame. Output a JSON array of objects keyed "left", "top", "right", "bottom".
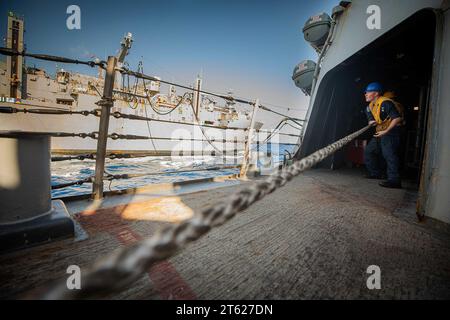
[{"left": 51, "top": 143, "right": 297, "bottom": 198}]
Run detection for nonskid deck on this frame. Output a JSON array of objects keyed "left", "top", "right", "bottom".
[{"left": 1, "top": 169, "right": 449, "bottom": 299}]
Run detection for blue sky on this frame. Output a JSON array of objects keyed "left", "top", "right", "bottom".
[{"left": 1, "top": 0, "right": 336, "bottom": 119}]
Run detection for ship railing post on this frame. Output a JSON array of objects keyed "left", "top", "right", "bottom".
[
  {"left": 240, "top": 98, "right": 259, "bottom": 177},
  {"left": 92, "top": 56, "right": 117, "bottom": 200}
]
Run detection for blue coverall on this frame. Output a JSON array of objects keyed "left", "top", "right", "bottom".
[{"left": 364, "top": 101, "right": 401, "bottom": 183}]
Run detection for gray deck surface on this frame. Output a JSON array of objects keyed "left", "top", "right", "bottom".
[{"left": 1, "top": 168, "right": 449, "bottom": 299}]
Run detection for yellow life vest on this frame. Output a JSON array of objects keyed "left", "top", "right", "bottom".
[{"left": 369, "top": 93, "right": 405, "bottom": 132}]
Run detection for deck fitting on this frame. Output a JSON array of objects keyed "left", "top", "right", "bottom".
[{"left": 0, "top": 200, "right": 75, "bottom": 253}]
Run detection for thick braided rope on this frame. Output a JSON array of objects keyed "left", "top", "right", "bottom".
[{"left": 41, "top": 125, "right": 370, "bottom": 299}]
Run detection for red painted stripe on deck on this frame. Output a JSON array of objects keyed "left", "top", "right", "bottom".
[
  {"left": 111, "top": 227, "right": 197, "bottom": 300},
  {"left": 148, "top": 261, "right": 197, "bottom": 300}
]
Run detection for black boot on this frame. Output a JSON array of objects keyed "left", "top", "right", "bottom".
[{"left": 379, "top": 180, "right": 402, "bottom": 189}]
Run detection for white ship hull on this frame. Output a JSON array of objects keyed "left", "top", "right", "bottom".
[
  {"left": 0, "top": 96, "right": 299, "bottom": 156},
  {"left": 0, "top": 13, "right": 299, "bottom": 157}
]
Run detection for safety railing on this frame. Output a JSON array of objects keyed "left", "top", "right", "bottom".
[
  {"left": 41, "top": 124, "right": 371, "bottom": 299},
  {"left": 0, "top": 46, "right": 304, "bottom": 199},
  {"left": 0, "top": 46, "right": 372, "bottom": 300}
]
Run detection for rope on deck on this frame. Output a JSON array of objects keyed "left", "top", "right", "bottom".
[{"left": 41, "top": 125, "right": 370, "bottom": 299}]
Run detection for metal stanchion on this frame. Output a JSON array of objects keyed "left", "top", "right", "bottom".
[
  {"left": 92, "top": 56, "right": 117, "bottom": 200},
  {"left": 240, "top": 99, "right": 259, "bottom": 176}
]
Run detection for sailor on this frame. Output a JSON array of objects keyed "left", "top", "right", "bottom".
[{"left": 363, "top": 82, "right": 403, "bottom": 189}]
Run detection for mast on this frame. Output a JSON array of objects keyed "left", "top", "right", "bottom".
[
  {"left": 115, "top": 32, "right": 133, "bottom": 89},
  {"left": 6, "top": 12, "right": 24, "bottom": 99}
]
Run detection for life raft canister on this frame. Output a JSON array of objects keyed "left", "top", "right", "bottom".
[{"left": 369, "top": 92, "right": 405, "bottom": 132}]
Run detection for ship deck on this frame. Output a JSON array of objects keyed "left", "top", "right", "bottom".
[{"left": 1, "top": 168, "right": 450, "bottom": 299}]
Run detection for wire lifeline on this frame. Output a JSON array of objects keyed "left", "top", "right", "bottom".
[
  {"left": 1, "top": 108, "right": 298, "bottom": 150},
  {"left": 50, "top": 165, "right": 242, "bottom": 190},
  {"left": 108, "top": 132, "right": 245, "bottom": 143},
  {"left": 1, "top": 107, "right": 299, "bottom": 138},
  {"left": 0, "top": 104, "right": 249, "bottom": 131},
  {"left": 51, "top": 177, "right": 93, "bottom": 190},
  {"left": 40, "top": 124, "right": 370, "bottom": 299},
  {"left": 51, "top": 154, "right": 96, "bottom": 162},
  {"left": 0, "top": 47, "right": 106, "bottom": 69},
  {"left": 0, "top": 106, "right": 98, "bottom": 116},
  {"left": 51, "top": 153, "right": 150, "bottom": 162},
  {"left": 0, "top": 131, "right": 100, "bottom": 139},
  {"left": 51, "top": 150, "right": 247, "bottom": 162},
  {"left": 0, "top": 48, "right": 305, "bottom": 122},
  {"left": 0, "top": 130, "right": 245, "bottom": 143}
]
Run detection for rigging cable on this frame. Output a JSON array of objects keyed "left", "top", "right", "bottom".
[
  {"left": 0, "top": 105, "right": 250, "bottom": 131},
  {"left": 256, "top": 118, "right": 299, "bottom": 147},
  {"left": 187, "top": 96, "right": 224, "bottom": 155},
  {"left": 136, "top": 62, "right": 157, "bottom": 150}
]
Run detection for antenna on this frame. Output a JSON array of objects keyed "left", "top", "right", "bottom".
[{"left": 117, "top": 32, "right": 133, "bottom": 63}]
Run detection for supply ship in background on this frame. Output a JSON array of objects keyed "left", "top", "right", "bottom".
[{"left": 0, "top": 11, "right": 301, "bottom": 156}]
